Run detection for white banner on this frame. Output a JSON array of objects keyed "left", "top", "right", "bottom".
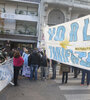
[
  {"left": 44, "top": 15, "right": 90, "bottom": 70},
  {"left": 0, "top": 59, "right": 13, "bottom": 92}
]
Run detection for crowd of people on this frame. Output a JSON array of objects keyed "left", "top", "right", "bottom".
[
  {"left": 13, "top": 47, "right": 52, "bottom": 86},
  {"left": 0, "top": 46, "right": 90, "bottom": 87}
]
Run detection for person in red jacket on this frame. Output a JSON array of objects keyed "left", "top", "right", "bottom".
[{"left": 13, "top": 50, "right": 24, "bottom": 86}]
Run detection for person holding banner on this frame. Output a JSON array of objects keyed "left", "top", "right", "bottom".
[
  {"left": 51, "top": 60, "right": 57, "bottom": 79},
  {"left": 81, "top": 69, "right": 90, "bottom": 86},
  {"left": 47, "top": 58, "right": 50, "bottom": 79},
  {"left": 60, "top": 63, "right": 70, "bottom": 84},
  {"left": 73, "top": 67, "right": 80, "bottom": 78},
  {"left": 13, "top": 50, "right": 24, "bottom": 86}
]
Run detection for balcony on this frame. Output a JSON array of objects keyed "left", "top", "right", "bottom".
[
  {"left": 0, "top": 8, "right": 5, "bottom": 13},
  {"left": 1, "top": 12, "right": 38, "bottom": 22},
  {"left": 7, "top": 0, "right": 41, "bottom": 3},
  {"left": 43, "top": 0, "right": 90, "bottom": 4},
  {"left": 0, "top": 28, "right": 38, "bottom": 43},
  {"left": 43, "top": 0, "right": 90, "bottom": 10},
  {"left": 43, "top": 0, "right": 73, "bottom": 3},
  {"left": 15, "top": 9, "right": 38, "bottom": 16},
  {"left": 0, "top": 28, "right": 37, "bottom": 36},
  {"left": 0, "top": 33, "right": 37, "bottom": 43},
  {"left": 74, "top": 0, "right": 90, "bottom": 5}
]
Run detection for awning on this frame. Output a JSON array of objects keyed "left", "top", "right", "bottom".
[{"left": 0, "top": 38, "right": 37, "bottom": 43}]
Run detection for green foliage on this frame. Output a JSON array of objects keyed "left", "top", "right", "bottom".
[
  {"left": 23, "top": 24, "right": 36, "bottom": 35},
  {"left": 0, "top": 27, "right": 4, "bottom": 34},
  {"left": 19, "top": 10, "right": 24, "bottom": 14}
]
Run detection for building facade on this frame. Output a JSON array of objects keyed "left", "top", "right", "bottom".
[
  {"left": 0, "top": 0, "right": 40, "bottom": 49},
  {"left": 39, "top": 0, "right": 90, "bottom": 47},
  {"left": 0, "top": 0, "right": 90, "bottom": 49}
]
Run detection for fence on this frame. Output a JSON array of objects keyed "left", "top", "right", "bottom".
[{"left": 0, "top": 59, "right": 13, "bottom": 92}]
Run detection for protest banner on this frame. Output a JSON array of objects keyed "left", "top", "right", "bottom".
[
  {"left": 44, "top": 15, "right": 90, "bottom": 70},
  {"left": 22, "top": 66, "right": 30, "bottom": 77},
  {"left": 0, "top": 59, "right": 13, "bottom": 92}
]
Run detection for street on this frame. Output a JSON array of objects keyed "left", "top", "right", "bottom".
[
  {"left": 0, "top": 0, "right": 90, "bottom": 100},
  {"left": 0, "top": 70, "right": 90, "bottom": 100}
]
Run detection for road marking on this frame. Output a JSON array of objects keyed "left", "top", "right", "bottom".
[
  {"left": 64, "top": 94, "right": 90, "bottom": 100},
  {"left": 54, "top": 72, "right": 90, "bottom": 100},
  {"left": 59, "top": 86, "right": 90, "bottom": 90},
  {"left": 55, "top": 79, "right": 81, "bottom": 84}
]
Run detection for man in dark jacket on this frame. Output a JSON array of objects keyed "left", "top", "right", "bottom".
[
  {"left": 40, "top": 52, "right": 47, "bottom": 80},
  {"left": 28, "top": 49, "right": 41, "bottom": 80},
  {"left": 51, "top": 60, "right": 57, "bottom": 79}
]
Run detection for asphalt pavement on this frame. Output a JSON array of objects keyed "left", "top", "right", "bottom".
[
  {"left": 0, "top": 77, "right": 66, "bottom": 100},
  {"left": 0, "top": 68, "right": 90, "bottom": 100}
]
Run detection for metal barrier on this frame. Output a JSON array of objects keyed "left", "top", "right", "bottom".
[{"left": 0, "top": 59, "right": 13, "bottom": 92}]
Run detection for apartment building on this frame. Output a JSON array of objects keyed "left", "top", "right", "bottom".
[
  {"left": 0, "top": 0, "right": 90, "bottom": 49},
  {"left": 0, "top": 0, "right": 40, "bottom": 49},
  {"left": 39, "top": 0, "right": 90, "bottom": 47}
]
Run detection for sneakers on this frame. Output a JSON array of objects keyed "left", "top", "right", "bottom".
[
  {"left": 65, "top": 81, "right": 67, "bottom": 84},
  {"left": 80, "top": 84, "right": 84, "bottom": 86},
  {"left": 50, "top": 77, "right": 56, "bottom": 80}
]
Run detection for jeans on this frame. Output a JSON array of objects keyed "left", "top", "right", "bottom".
[
  {"left": 74, "top": 67, "right": 80, "bottom": 78},
  {"left": 41, "top": 67, "right": 47, "bottom": 80},
  {"left": 30, "top": 64, "right": 38, "bottom": 80},
  {"left": 47, "top": 66, "right": 50, "bottom": 78},
  {"left": 81, "top": 70, "right": 86, "bottom": 84},
  {"left": 62, "top": 72, "right": 68, "bottom": 83},
  {"left": 81, "top": 70, "right": 90, "bottom": 85},
  {"left": 14, "top": 66, "right": 21, "bottom": 85},
  {"left": 52, "top": 64, "right": 56, "bottom": 79},
  {"left": 87, "top": 71, "right": 90, "bottom": 85}
]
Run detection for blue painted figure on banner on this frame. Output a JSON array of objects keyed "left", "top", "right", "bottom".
[{"left": 22, "top": 48, "right": 30, "bottom": 77}]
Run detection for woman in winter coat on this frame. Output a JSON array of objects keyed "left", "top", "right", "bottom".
[{"left": 13, "top": 50, "right": 24, "bottom": 86}]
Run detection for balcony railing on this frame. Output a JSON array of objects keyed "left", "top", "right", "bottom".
[
  {"left": 0, "top": 8, "right": 5, "bottom": 13},
  {"left": 1, "top": 12, "right": 38, "bottom": 22},
  {"left": 22, "top": 0, "right": 41, "bottom": 3},
  {"left": 15, "top": 9, "right": 38, "bottom": 16},
  {"left": 44, "top": 0, "right": 90, "bottom": 6},
  {"left": 7, "top": 0, "right": 41, "bottom": 3},
  {"left": 74, "top": 0, "right": 90, "bottom": 5},
  {"left": 0, "top": 28, "right": 37, "bottom": 36}
]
